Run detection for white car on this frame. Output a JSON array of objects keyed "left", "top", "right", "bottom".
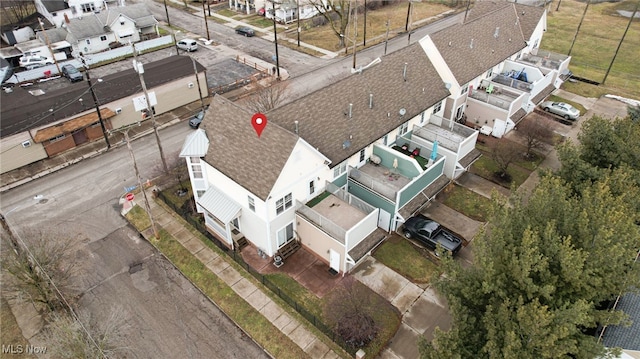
[
  {"left": 540, "top": 101, "right": 580, "bottom": 120},
  {"left": 177, "top": 39, "right": 198, "bottom": 52},
  {"left": 19, "top": 55, "right": 53, "bottom": 69}
]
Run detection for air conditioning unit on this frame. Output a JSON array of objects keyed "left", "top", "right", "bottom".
[{"left": 21, "top": 140, "right": 31, "bottom": 148}]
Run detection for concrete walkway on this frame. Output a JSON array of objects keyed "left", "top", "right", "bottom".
[{"left": 141, "top": 193, "right": 340, "bottom": 359}]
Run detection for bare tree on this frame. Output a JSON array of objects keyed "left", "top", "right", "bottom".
[
  {"left": 517, "top": 118, "right": 554, "bottom": 159},
  {"left": 1, "top": 229, "right": 79, "bottom": 315},
  {"left": 490, "top": 140, "right": 520, "bottom": 180},
  {"left": 324, "top": 276, "right": 379, "bottom": 348},
  {"left": 1, "top": 0, "right": 35, "bottom": 24},
  {"left": 42, "top": 307, "right": 131, "bottom": 359},
  {"left": 244, "top": 81, "right": 290, "bottom": 113},
  {"left": 308, "top": 0, "right": 353, "bottom": 48}
]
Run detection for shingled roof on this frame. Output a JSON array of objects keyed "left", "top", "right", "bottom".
[
  {"left": 0, "top": 55, "right": 205, "bottom": 138},
  {"left": 268, "top": 43, "right": 450, "bottom": 168},
  {"left": 430, "top": 1, "right": 545, "bottom": 86},
  {"left": 202, "top": 96, "right": 299, "bottom": 201}
]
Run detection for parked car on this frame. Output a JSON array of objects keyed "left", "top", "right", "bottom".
[
  {"left": 540, "top": 101, "right": 580, "bottom": 120},
  {"left": 189, "top": 110, "right": 205, "bottom": 128},
  {"left": 61, "top": 64, "right": 83, "bottom": 82},
  {"left": 177, "top": 39, "right": 198, "bottom": 52},
  {"left": 402, "top": 215, "right": 463, "bottom": 256},
  {"left": 235, "top": 27, "right": 255, "bottom": 37},
  {"left": 19, "top": 55, "right": 53, "bottom": 69}
]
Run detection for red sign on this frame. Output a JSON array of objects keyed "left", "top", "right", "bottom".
[{"left": 126, "top": 193, "right": 135, "bottom": 201}]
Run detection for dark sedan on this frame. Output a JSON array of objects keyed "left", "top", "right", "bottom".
[{"left": 235, "top": 27, "right": 255, "bottom": 37}]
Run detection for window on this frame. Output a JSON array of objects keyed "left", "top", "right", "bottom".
[
  {"left": 190, "top": 157, "right": 202, "bottom": 179},
  {"left": 100, "top": 35, "right": 107, "bottom": 41},
  {"left": 248, "top": 196, "right": 255, "bottom": 212},
  {"left": 397, "top": 122, "right": 408, "bottom": 136},
  {"left": 461, "top": 83, "right": 469, "bottom": 95},
  {"left": 433, "top": 101, "right": 442, "bottom": 114},
  {"left": 359, "top": 149, "right": 365, "bottom": 162},
  {"left": 420, "top": 112, "right": 426, "bottom": 124},
  {"left": 85, "top": 39, "right": 91, "bottom": 45},
  {"left": 309, "top": 180, "right": 315, "bottom": 195},
  {"left": 277, "top": 223, "right": 294, "bottom": 247},
  {"left": 383, "top": 134, "right": 388, "bottom": 146},
  {"left": 49, "top": 134, "right": 66, "bottom": 143},
  {"left": 333, "top": 162, "right": 347, "bottom": 178},
  {"left": 276, "top": 193, "right": 292, "bottom": 215},
  {"left": 486, "top": 68, "right": 493, "bottom": 78},
  {"left": 231, "top": 218, "right": 240, "bottom": 231},
  {"left": 81, "top": 3, "right": 95, "bottom": 13},
  {"left": 455, "top": 105, "right": 465, "bottom": 120},
  {"left": 196, "top": 190, "right": 205, "bottom": 197}
]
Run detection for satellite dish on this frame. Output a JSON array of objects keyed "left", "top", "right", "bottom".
[
  {"left": 343, "top": 140, "right": 351, "bottom": 149},
  {"left": 444, "top": 83, "right": 452, "bottom": 89},
  {"left": 399, "top": 108, "right": 407, "bottom": 116}
]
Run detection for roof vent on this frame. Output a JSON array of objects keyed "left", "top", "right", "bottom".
[
  {"left": 349, "top": 103, "right": 353, "bottom": 118},
  {"left": 369, "top": 94, "right": 373, "bottom": 109},
  {"left": 294, "top": 120, "right": 299, "bottom": 135},
  {"left": 403, "top": 63, "right": 408, "bottom": 81},
  {"left": 28, "top": 89, "right": 45, "bottom": 96},
  {"left": 494, "top": 27, "right": 500, "bottom": 39},
  {"left": 448, "top": 41, "right": 452, "bottom": 46},
  {"left": 469, "top": 39, "right": 474, "bottom": 49},
  {"left": 399, "top": 108, "right": 406, "bottom": 116}
]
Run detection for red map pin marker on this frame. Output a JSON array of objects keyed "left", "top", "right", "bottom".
[{"left": 251, "top": 113, "right": 267, "bottom": 138}]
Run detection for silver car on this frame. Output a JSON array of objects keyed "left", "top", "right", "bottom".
[{"left": 540, "top": 101, "right": 580, "bottom": 120}]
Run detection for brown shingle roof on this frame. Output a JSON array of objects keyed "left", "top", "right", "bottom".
[
  {"left": 202, "top": 95, "right": 299, "bottom": 201},
  {"left": 430, "top": 2, "right": 544, "bottom": 86},
  {"left": 269, "top": 43, "right": 450, "bottom": 168}
]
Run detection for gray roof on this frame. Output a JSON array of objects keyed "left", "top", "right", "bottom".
[
  {"left": 430, "top": 1, "right": 544, "bottom": 86},
  {"left": 269, "top": 43, "right": 450, "bottom": 168},
  {"left": 39, "top": 0, "right": 69, "bottom": 13},
  {"left": 65, "top": 15, "right": 108, "bottom": 41},
  {"left": 0, "top": 56, "right": 206, "bottom": 138},
  {"left": 202, "top": 96, "right": 299, "bottom": 201},
  {"left": 602, "top": 290, "right": 640, "bottom": 350},
  {"left": 97, "top": 4, "right": 157, "bottom": 28},
  {"left": 38, "top": 27, "right": 69, "bottom": 43}
]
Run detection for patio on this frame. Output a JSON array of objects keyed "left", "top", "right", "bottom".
[
  {"left": 351, "top": 163, "right": 411, "bottom": 201},
  {"left": 311, "top": 193, "right": 368, "bottom": 231},
  {"left": 240, "top": 244, "right": 346, "bottom": 298}
]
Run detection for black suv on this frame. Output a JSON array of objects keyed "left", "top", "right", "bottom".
[{"left": 61, "top": 64, "right": 83, "bottom": 82}]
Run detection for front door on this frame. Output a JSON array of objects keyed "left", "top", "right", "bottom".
[
  {"left": 329, "top": 249, "right": 340, "bottom": 273},
  {"left": 378, "top": 209, "right": 391, "bottom": 231}
]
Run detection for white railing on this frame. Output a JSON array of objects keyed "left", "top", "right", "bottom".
[
  {"left": 326, "top": 182, "right": 376, "bottom": 214},
  {"left": 348, "top": 166, "right": 397, "bottom": 201},
  {"left": 296, "top": 201, "right": 346, "bottom": 244}
]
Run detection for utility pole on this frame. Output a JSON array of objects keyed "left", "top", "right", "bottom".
[
  {"left": 163, "top": 0, "right": 171, "bottom": 27},
  {"left": 124, "top": 130, "right": 159, "bottom": 239},
  {"left": 556, "top": 0, "right": 562, "bottom": 12},
  {"left": 38, "top": 18, "right": 61, "bottom": 74},
  {"left": 384, "top": 19, "right": 390, "bottom": 55},
  {"left": 296, "top": 0, "right": 300, "bottom": 47},
  {"left": 352, "top": 0, "right": 357, "bottom": 70},
  {"left": 603, "top": 1, "right": 638, "bottom": 84},
  {"left": 132, "top": 45, "right": 168, "bottom": 173},
  {"left": 405, "top": 0, "right": 411, "bottom": 32},
  {"left": 81, "top": 56, "right": 110, "bottom": 148},
  {"left": 568, "top": 0, "right": 591, "bottom": 56},
  {"left": 191, "top": 57, "right": 205, "bottom": 112},
  {"left": 202, "top": 1, "right": 210, "bottom": 40},
  {"left": 272, "top": 0, "right": 281, "bottom": 79},
  {"left": 363, "top": 0, "right": 367, "bottom": 46}
]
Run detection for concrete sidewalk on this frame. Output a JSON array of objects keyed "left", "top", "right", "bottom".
[{"left": 140, "top": 191, "right": 341, "bottom": 358}]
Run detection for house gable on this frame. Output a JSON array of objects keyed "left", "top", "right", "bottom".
[{"left": 201, "top": 95, "right": 299, "bottom": 202}]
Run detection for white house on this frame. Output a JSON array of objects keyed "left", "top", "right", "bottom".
[
  {"left": 35, "top": 0, "right": 123, "bottom": 28},
  {"left": 420, "top": 2, "right": 570, "bottom": 137},
  {"left": 181, "top": 43, "right": 479, "bottom": 274}
]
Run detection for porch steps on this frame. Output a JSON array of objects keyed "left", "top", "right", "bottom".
[
  {"left": 233, "top": 229, "right": 248, "bottom": 251},
  {"left": 277, "top": 240, "right": 301, "bottom": 261}
]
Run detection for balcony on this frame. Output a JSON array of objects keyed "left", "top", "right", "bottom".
[
  {"left": 520, "top": 49, "right": 571, "bottom": 71},
  {"left": 469, "top": 83, "right": 520, "bottom": 111},
  {"left": 349, "top": 164, "right": 409, "bottom": 201}
]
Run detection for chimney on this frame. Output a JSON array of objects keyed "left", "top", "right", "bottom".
[{"left": 64, "top": 13, "right": 70, "bottom": 24}]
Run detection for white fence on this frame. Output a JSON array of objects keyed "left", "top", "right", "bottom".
[{"left": 6, "top": 36, "right": 172, "bottom": 84}]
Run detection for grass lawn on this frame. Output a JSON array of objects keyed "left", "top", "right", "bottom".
[
  {"left": 306, "top": 191, "right": 331, "bottom": 208},
  {"left": 542, "top": 0, "right": 640, "bottom": 99},
  {"left": 373, "top": 235, "right": 441, "bottom": 284},
  {"left": 0, "top": 296, "right": 37, "bottom": 359},
  {"left": 440, "top": 184, "right": 492, "bottom": 222},
  {"left": 296, "top": 2, "right": 457, "bottom": 52},
  {"left": 470, "top": 155, "right": 530, "bottom": 189}
]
